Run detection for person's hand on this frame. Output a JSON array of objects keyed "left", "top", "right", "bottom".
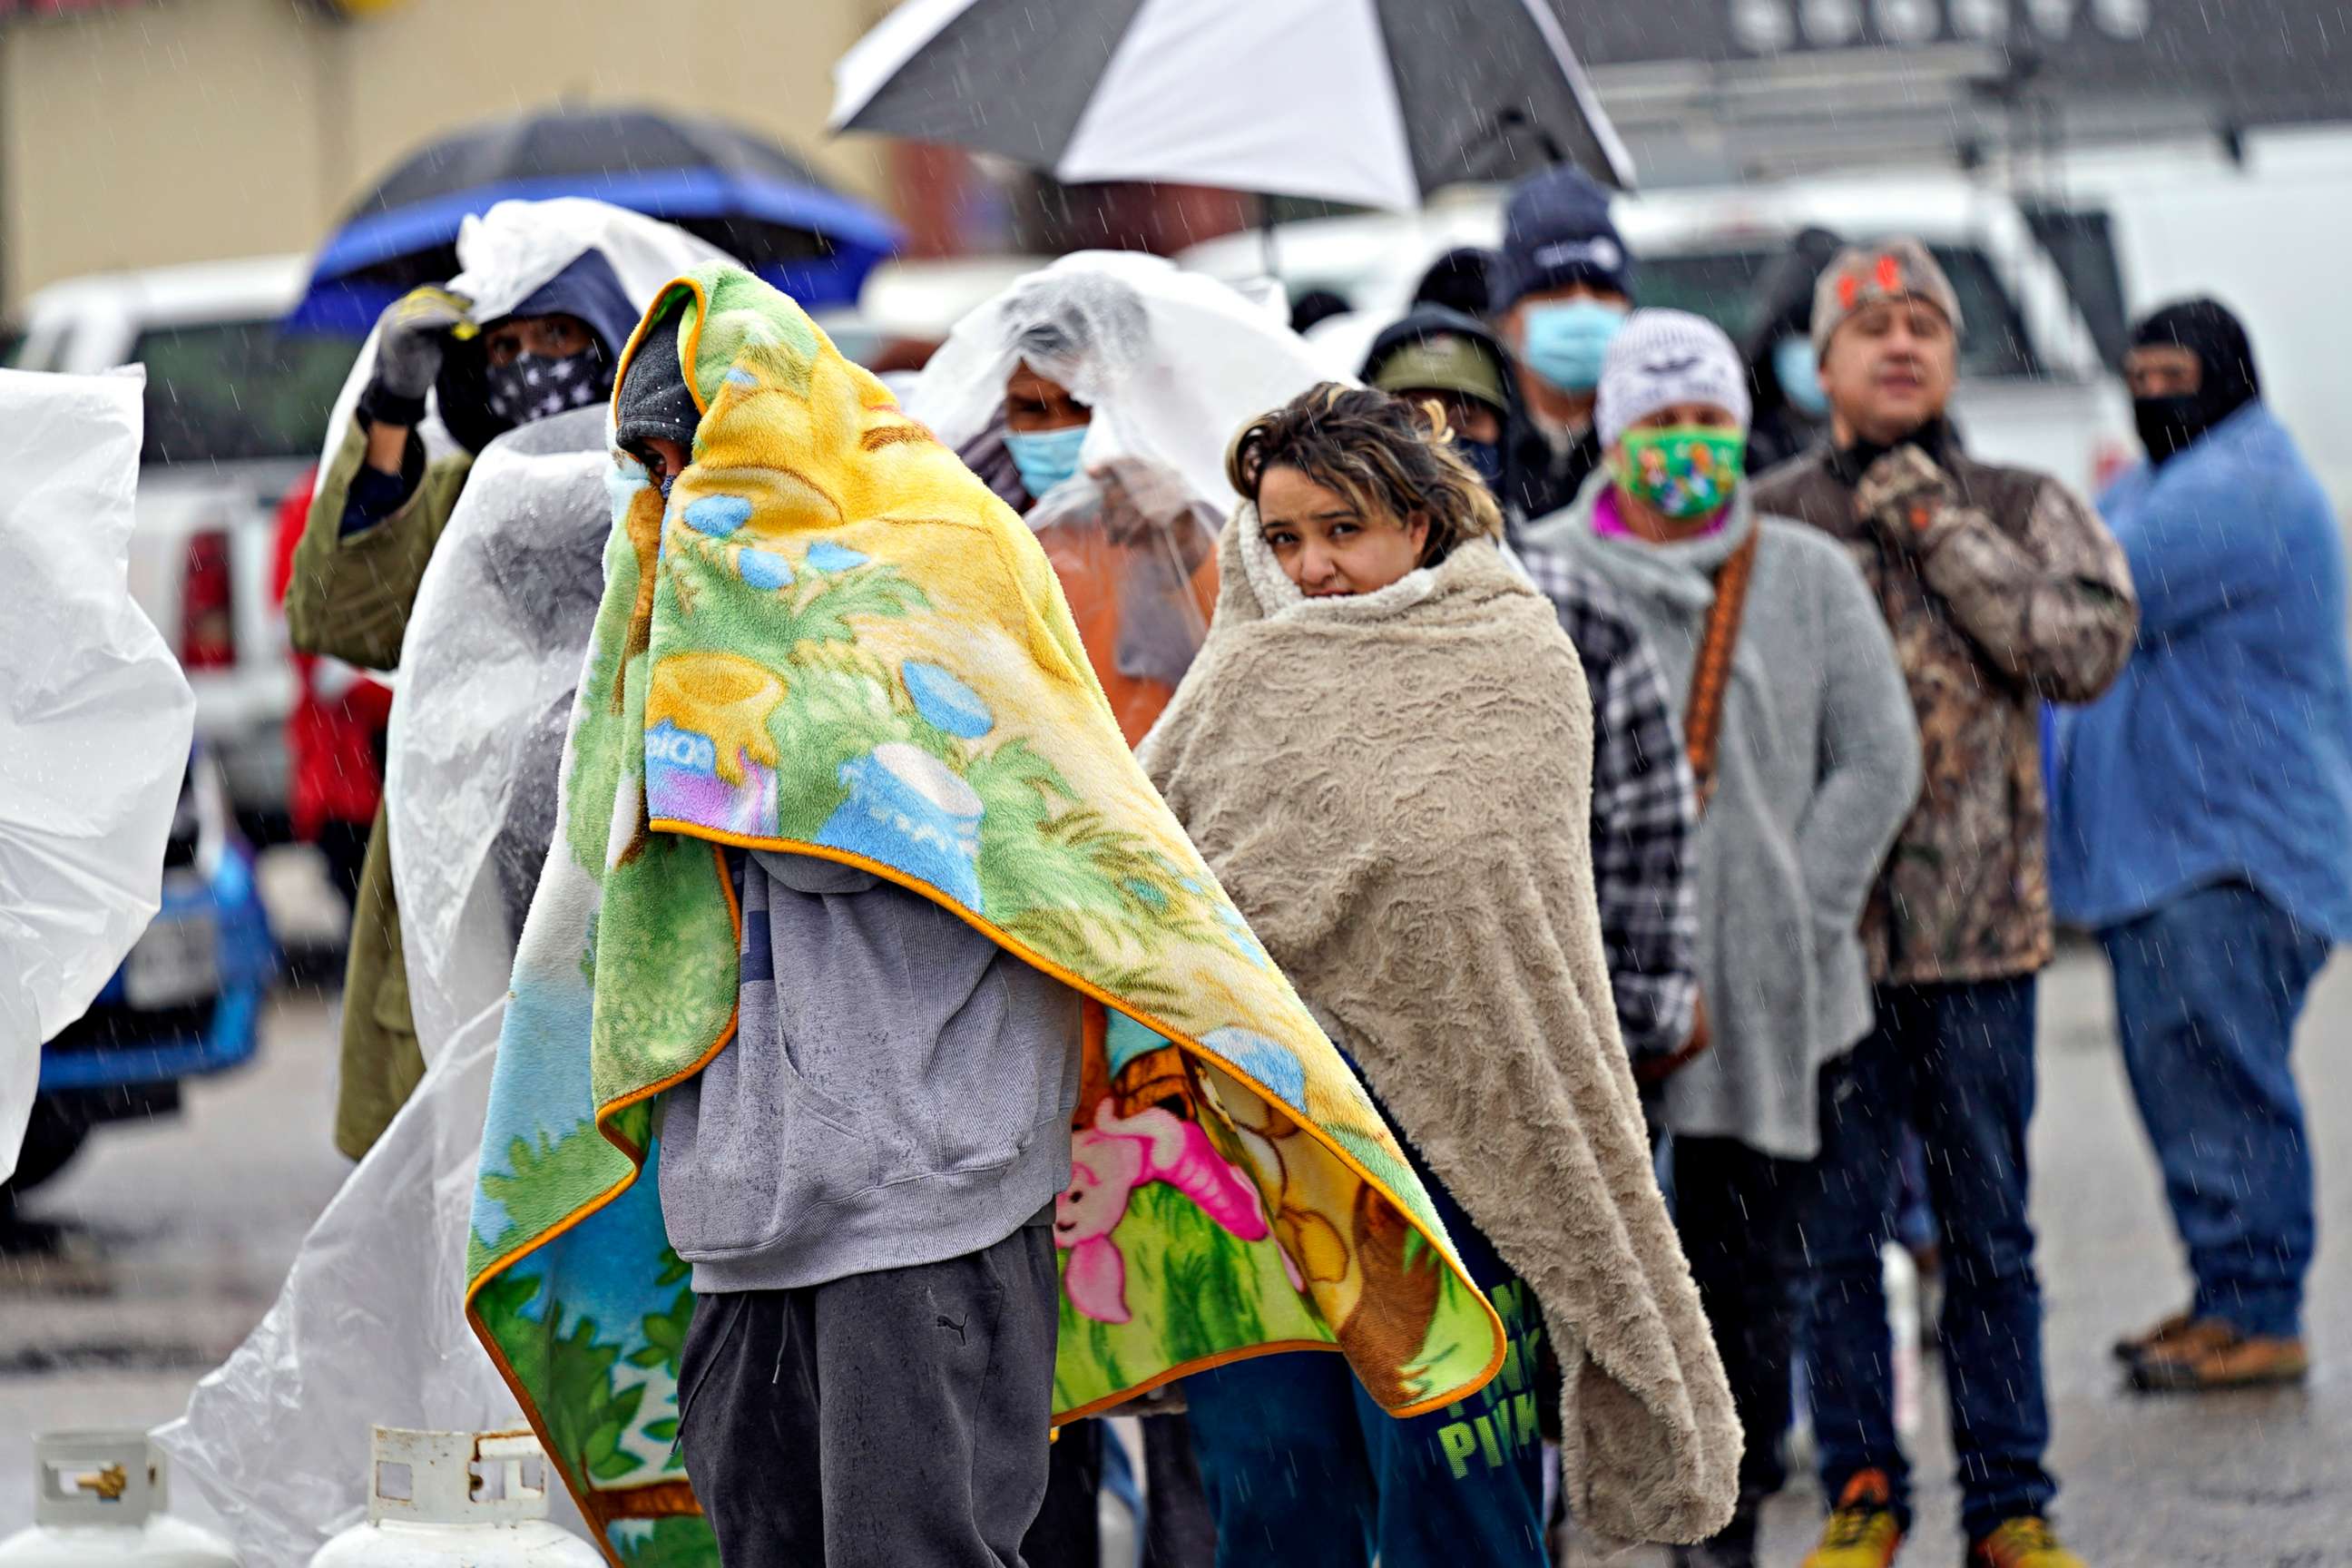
[
  {"left": 368, "top": 286, "right": 475, "bottom": 411},
  {"left": 1856, "top": 444, "right": 1961, "bottom": 547},
  {"left": 1634, "top": 992, "right": 1712, "bottom": 1085}
]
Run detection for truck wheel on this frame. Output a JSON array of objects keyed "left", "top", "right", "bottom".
[{"left": 1, "top": 1101, "right": 90, "bottom": 1199}]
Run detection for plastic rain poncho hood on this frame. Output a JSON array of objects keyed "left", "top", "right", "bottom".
[
  {"left": 316, "top": 197, "right": 737, "bottom": 468},
  {"left": 906, "top": 250, "right": 1334, "bottom": 517}
]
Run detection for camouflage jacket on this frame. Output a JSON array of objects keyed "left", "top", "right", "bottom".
[{"left": 1752, "top": 430, "right": 2136, "bottom": 985}]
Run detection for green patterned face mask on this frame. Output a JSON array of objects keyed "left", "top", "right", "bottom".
[{"left": 1612, "top": 426, "right": 1746, "bottom": 520}]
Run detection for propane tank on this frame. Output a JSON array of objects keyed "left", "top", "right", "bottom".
[
  {"left": 0, "top": 1431, "right": 240, "bottom": 1568},
  {"left": 309, "top": 1430, "right": 601, "bottom": 1568}
]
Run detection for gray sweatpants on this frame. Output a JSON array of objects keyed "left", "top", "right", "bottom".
[{"left": 676, "top": 1223, "right": 1060, "bottom": 1567}]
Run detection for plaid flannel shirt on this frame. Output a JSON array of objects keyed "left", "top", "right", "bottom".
[{"left": 1518, "top": 546, "right": 1701, "bottom": 1061}]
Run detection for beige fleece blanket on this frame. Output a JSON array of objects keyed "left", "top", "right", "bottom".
[{"left": 1139, "top": 516, "right": 1740, "bottom": 1544}]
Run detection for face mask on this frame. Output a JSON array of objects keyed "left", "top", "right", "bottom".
[
  {"left": 1775, "top": 337, "right": 1830, "bottom": 419},
  {"left": 2134, "top": 393, "right": 2214, "bottom": 467},
  {"left": 1458, "top": 437, "right": 1504, "bottom": 493},
  {"left": 486, "top": 346, "right": 609, "bottom": 426},
  {"left": 1612, "top": 426, "right": 1747, "bottom": 521},
  {"left": 1519, "top": 300, "right": 1627, "bottom": 395},
  {"left": 659, "top": 471, "right": 677, "bottom": 503},
  {"left": 1004, "top": 424, "right": 1088, "bottom": 499}
]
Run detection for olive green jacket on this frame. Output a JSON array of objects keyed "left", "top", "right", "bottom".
[{"left": 286, "top": 416, "right": 473, "bottom": 1159}]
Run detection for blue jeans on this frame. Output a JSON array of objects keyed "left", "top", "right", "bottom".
[
  {"left": 2102, "top": 880, "right": 2330, "bottom": 1340},
  {"left": 1804, "top": 977, "right": 2053, "bottom": 1540},
  {"left": 1182, "top": 1174, "right": 1546, "bottom": 1568}
]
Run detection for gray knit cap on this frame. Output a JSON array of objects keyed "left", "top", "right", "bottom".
[
  {"left": 1811, "top": 239, "right": 1965, "bottom": 359},
  {"left": 1595, "top": 309, "right": 1751, "bottom": 448}
]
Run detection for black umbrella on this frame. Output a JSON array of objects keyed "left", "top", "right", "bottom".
[{"left": 829, "top": 0, "right": 1632, "bottom": 209}]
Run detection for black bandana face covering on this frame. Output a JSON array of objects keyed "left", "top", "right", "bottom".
[
  {"left": 2130, "top": 299, "right": 2260, "bottom": 466},
  {"left": 485, "top": 345, "right": 610, "bottom": 426}
]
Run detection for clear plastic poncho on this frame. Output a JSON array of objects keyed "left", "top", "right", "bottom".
[
  {"left": 906, "top": 250, "right": 1335, "bottom": 516},
  {"left": 906, "top": 254, "right": 1330, "bottom": 741},
  {"left": 158, "top": 204, "right": 730, "bottom": 1568},
  {"left": 0, "top": 367, "right": 195, "bottom": 1184},
  {"left": 317, "top": 195, "right": 736, "bottom": 473}
]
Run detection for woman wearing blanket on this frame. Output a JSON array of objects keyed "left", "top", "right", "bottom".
[
  {"left": 1140, "top": 384, "right": 1741, "bottom": 1566},
  {"left": 1516, "top": 310, "right": 1922, "bottom": 1568}
]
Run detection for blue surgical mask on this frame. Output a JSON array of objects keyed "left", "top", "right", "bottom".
[
  {"left": 1004, "top": 424, "right": 1088, "bottom": 500},
  {"left": 1519, "top": 299, "right": 1627, "bottom": 395},
  {"left": 1459, "top": 437, "right": 1504, "bottom": 492},
  {"left": 1775, "top": 336, "right": 1830, "bottom": 419}
]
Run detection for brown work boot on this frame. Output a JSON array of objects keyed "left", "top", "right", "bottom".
[
  {"left": 2110, "top": 1308, "right": 2199, "bottom": 1364},
  {"left": 1800, "top": 1470, "right": 1903, "bottom": 1568},
  {"left": 2130, "top": 1323, "right": 2308, "bottom": 1392},
  {"left": 1967, "top": 1516, "right": 2086, "bottom": 1567}
]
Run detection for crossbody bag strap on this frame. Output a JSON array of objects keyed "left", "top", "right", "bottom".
[{"left": 1682, "top": 528, "right": 1760, "bottom": 816}]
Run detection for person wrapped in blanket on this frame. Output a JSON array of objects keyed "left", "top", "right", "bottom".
[
  {"left": 615, "top": 295, "right": 1087, "bottom": 1567},
  {"left": 1140, "top": 386, "right": 1740, "bottom": 1566},
  {"left": 284, "top": 222, "right": 646, "bottom": 1161},
  {"left": 907, "top": 254, "right": 1333, "bottom": 1563}
]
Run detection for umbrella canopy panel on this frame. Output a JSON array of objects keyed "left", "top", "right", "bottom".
[
  {"left": 831, "top": 0, "right": 1632, "bottom": 211},
  {"left": 293, "top": 106, "right": 902, "bottom": 331}
]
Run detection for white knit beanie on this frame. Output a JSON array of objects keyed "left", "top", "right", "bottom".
[{"left": 1595, "top": 309, "right": 1751, "bottom": 448}]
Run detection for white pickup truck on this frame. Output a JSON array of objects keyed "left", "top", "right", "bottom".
[
  {"left": 1181, "top": 174, "right": 2137, "bottom": 501},
  {"left": 5, "top": 256, "right": 361, "bottom": 839}
]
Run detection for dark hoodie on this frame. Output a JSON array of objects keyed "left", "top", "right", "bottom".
[
  {"left": 340, "top": 250, "right": 643, "bottom": 534},
  {"left": 2131, "top": 298, "right": 2262, "bottom": 467},
  {"left": 1358, "top": 306, "right": 1529, "bottom": 524},
  {"left": 435, "top": 250, "right": 641, "bottom": 456},
  {"left": 1740, "top": 227, "right": 1845, "bottom": 475}
]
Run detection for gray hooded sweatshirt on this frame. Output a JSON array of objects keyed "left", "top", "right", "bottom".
[
  {"left": 1523, "top": 484, "right": 1921, "bottom": 1159},
  {"left": 658, "top": 850, "right": 1083, "bottom": 1292}
]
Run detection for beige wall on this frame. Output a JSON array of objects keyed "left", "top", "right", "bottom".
[{"left": 0, "top": 0, "right": 895, "bottom": 306}]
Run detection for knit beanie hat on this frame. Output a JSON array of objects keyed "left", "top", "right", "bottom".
[
  {"left": 1811, "top": 239, "right": 1965, "bottom": 359},
  {"left": 613, "top": 298, "right": 701, "bottom": 460},
  {"left": 1492, "top": 165, "right": 1633, "bottom": 312},
  {"left": 1596, "top": 310, "right": 1750, "bottom": 448}
]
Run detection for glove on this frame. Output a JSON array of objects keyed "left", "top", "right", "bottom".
[
  {"left": 1855, "top": 444, "right": 1963, "bottom": 549},
  {"left": 359, "top": 286, "right": 475, "bottom": 427}
]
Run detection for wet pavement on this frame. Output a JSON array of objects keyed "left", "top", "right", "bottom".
[{"left": 5, "top": 949, "right": 2352, "bottom": 1564}]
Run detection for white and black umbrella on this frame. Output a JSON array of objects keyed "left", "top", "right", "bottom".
[{"left": 830, "top": 0, "right": 1633, "bottom": 211}]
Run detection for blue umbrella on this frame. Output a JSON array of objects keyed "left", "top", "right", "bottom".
[{"left": 289, "top": 105, "right": 902, "bottom": 332}]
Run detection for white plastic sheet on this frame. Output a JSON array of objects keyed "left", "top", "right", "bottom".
[
  {"left": 157, "top": 206, "right": 724, "bottom": 1568},
  {"left": 317, "top": 197, "right": 734, "bottom": 479},
  {"left": 0, "top": 366, "right": 194, "bottom": 1184},
  {"left": 387, "top": 406, "right": 612, "bottom": 1061},
  {"left": 906, "top": 250, "right": 1336, "bottom": 516}
]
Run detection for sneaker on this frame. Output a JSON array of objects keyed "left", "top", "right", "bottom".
[
  {"left": 1801, "top": 1470, "right": 1904, "bottom": 1568},
  {"left": 1967, "top": 1516, "right": 2085, "bottom": 1567},
  {"left": 2129, "top": 1324, "right": 2308, "bottom": 1392},
  {"left": 2110, "top": 1308, "right": 2198, "bottom": 1364}
]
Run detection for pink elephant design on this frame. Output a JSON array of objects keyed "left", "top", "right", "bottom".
[{"left": 1055, "top": 1098, "right": 1270, "bottom": 1324}]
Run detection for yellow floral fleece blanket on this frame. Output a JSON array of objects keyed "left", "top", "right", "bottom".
[{"left": 463, "top": 264, "right": 1505, "bottom": 1563}]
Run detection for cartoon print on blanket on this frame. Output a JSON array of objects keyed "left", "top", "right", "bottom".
[{"left": 463, "top": 263, "right": 1506, "bottom": 1563}]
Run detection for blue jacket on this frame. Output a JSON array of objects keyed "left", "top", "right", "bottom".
[{"left": 2053, "top": 403, "right": 2352, "bottom": 937}]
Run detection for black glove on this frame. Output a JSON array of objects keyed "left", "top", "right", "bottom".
[{"left": 358, "top": 285, "right": 475, "bottom": 429}]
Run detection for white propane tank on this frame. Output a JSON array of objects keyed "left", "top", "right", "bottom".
[
  {"left": 309, "top": 1430, "right": 600, "bottom": 1568},
  {"left": 0, "top": 1431, "right": 240, "bottom": 1568}
]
